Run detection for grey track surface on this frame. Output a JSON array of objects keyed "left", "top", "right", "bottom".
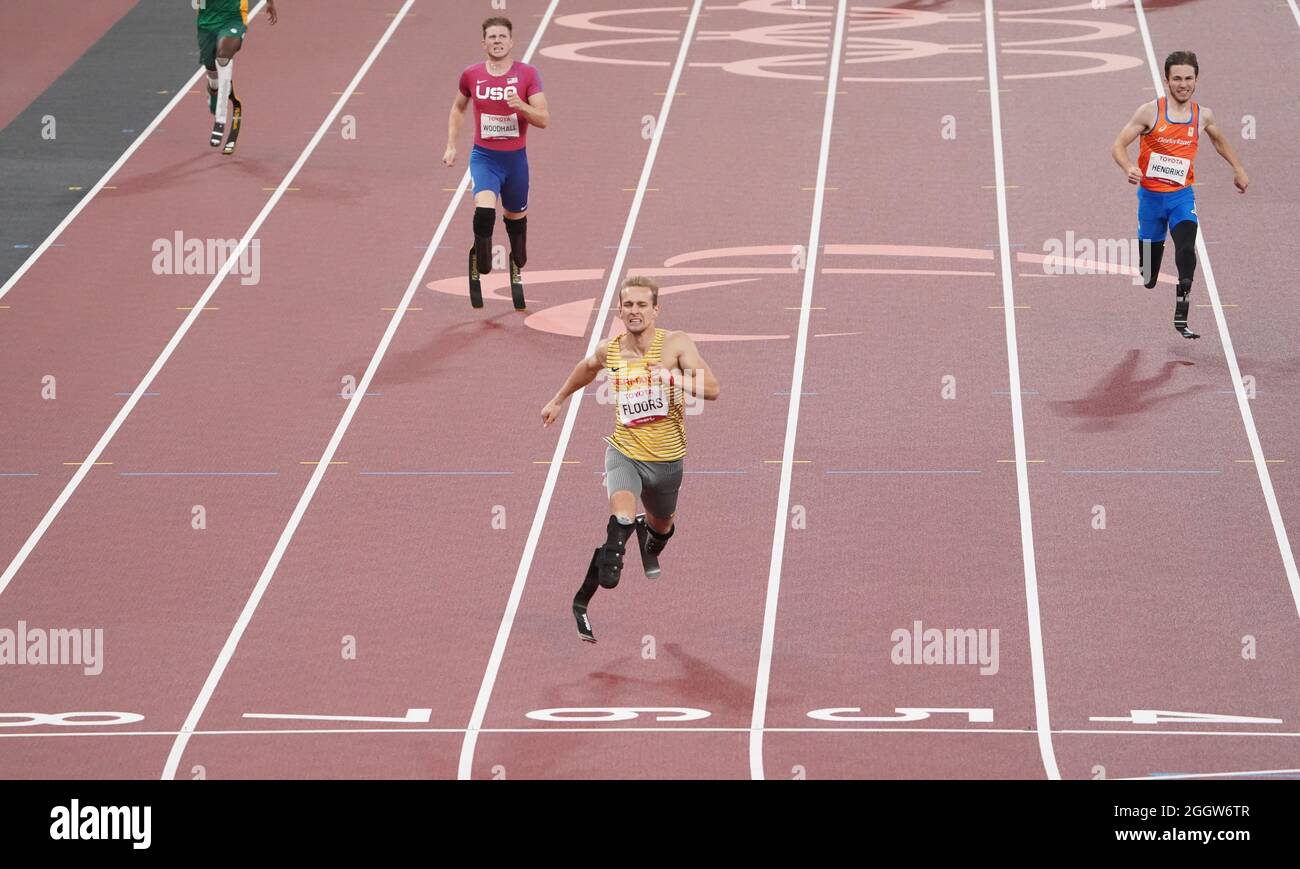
[{"left": 0, "top": 0, "right": 205, "bottom": 285}]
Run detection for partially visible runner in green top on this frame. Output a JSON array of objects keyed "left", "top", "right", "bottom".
[
  {"left": 197, "top": 0, "right": 249, "bottom": 31},
  {"left": 196, "top": 0, "right": 278, "bottom": 153}
]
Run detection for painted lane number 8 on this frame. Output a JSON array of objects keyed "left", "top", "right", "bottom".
[{"left": 0, "top": 711, "right": 144, "bottom": 727}]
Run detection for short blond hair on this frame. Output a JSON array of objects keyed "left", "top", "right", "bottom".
[
  {"left": 482, "top": 16, "right": 512, "bottom": 37},
  {"left": 619, "top": 275, "right": 658, "bottom": 305}
]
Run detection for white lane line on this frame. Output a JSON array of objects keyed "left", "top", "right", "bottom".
[
  {"left": 6, "top": 725, "right": 1300, "bottom": 740},
  {"left": 159, "top": 0, "right": 561, "bottom": 781},
  {"left": 1134, "top": 0, "right": 1299, "bottom": 614},
  {"left": 1123, "top": 767, "right": 1300, "bottom": 781},
  {"left": 455, "top": 0, "right": 706, "bottom": 782},
  {"left": 16, "top": 727, "right": 1035, "bottom": 738},
  {"left": 984, "top": 0, "right": 1060, "bottom": 780},
  {"left": 0, "top": 2, "right": 268, "bottom": 302},
  {"left": 243, "top": 708, "right": 432, "bottom": 724},
  {"left": 0, "top": 5, "right": 410, "bottom": 602},
  {"left": 747, "top": 0, "right": 847, "bottom": 782},
  {"left": 1289, "top": 0, "right": 1300, "bottom": 30}
]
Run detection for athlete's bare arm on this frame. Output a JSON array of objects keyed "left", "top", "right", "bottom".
[
  {"left": 542, "top": 339, "right": 610, "bottom": 426},
  {"left": 507, "top": 91, "right": 549, "bottom": 129},
  {"left": 265, "top": 1, "right": 278, "bottom": 25},
  {"left": 1200, "top": 107, "right": 1249, "bottom": 193},
  {"left": 659, "top": 332, "right": 720, "bottom": 401},
  {"left": 1112, "top": 101, "right": 1157, "bottom": 184},
  {"left": 443, "top": 91, "right": 470, "bottom": 167}
]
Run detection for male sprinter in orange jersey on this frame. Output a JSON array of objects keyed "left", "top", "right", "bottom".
[
  {"left": 1111, "top": 51, "right": 1248, "bottom": 339},
  {"left": 541, "top": 277, "right": 721, "bottom": 643}
]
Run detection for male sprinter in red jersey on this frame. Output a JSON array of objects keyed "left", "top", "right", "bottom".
[
  {"left": 198, "top": 0, "right": 278, "bottom": 154},
  {"left": 443, "top": 17, "right": 549, "bottom": 310},
  {"left": 541, "top": 277, "right": 720, "bottom": 643},
  {"left": 1111, "top": 51, "right": 1248, "bottom": 339}
]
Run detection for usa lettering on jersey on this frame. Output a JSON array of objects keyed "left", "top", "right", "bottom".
[{"left": 476, "top": 84, "right": 519, "bottom": 101}]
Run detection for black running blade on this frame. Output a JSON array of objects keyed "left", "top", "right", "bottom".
[
  {"left": 468, "top": 248, "right": 484, "bottom": 308},
  {"left": 509, "top": 261, "right": 525, "bottom": 310},
  {"left": 1173, "top": 284, "right": 1197, "bottom": 339},
  {"left": 573, "top": 550, "right": 600, "bottom": 642},
  {"left": 573, "top": 603, "right": 596, "bottom": 643},
  {"left": 635, "top": 519, "right": 660, "bottom": 579}
]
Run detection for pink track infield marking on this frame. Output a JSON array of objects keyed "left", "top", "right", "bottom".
[{"left": 424, "top": 244, "right": 1169, "bottom": 341}]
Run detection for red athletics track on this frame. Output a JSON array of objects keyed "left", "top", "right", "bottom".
[
  {"left": 0, "top": 1, "right": 391, "bottom": 564},
  {"left": 0, "top": 1, "right": 137, "bottom": 130},
  {"left": 760, "top": 2, "right": 1046, "bottom": 780},
  {"left": 1187, "top": 0, "right": 1300, "bottom": 602},
  {"left": 1008, "top": 0, "right": 1299, "bottom": 781},
  {"left": 3, "top": 1, "right": 1296, "bottom": 781},
  {"left": 1190, "top": 0, "right": 1300, "bottom": 543},
  {"left": 150, "top": 0, "right": 692, "bottom": 779},
  {"left": 0, "top": 0, "right": 471, "bottom": 777}
]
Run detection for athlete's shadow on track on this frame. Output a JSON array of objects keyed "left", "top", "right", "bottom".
[
  {"left": 545, "top": 642, "right": 753, "bottom": 717},
  {"left": 359, "top": 316, "right": 513, "bottom": 390},
  {"left": 113, "top": 152, "right": 292, "bottom": 197},
  {"left": 1049, "top": 349, "right": 1201, "bottom": 432},
  {"left": 107, "top": 154, "right": 228, "bottom": 197},
  {"left": 115, "top": 153, "right": 349, "bottom": 200}
]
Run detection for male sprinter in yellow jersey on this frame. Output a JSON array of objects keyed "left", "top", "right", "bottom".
[
  {"left": 197, "top": 0, "right": 278, "bottom": 154},
  {"left": 541, "top": 277, "right": 720, "bottom": 643}
]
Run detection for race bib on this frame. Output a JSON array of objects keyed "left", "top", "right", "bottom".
[
  {"left": 1145, "top": 152, "right": 1191, "bottom": 186},
  {"left": 480, "top": 112, "right": 520, "bottom": 140},
  {"left": 617, "top": 382, "right": 668, "bottom": 427}
]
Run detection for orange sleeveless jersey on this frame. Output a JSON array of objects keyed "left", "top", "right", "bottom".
[{"left": 1138, "top": 97, "right": 1199, "bottom": 192}]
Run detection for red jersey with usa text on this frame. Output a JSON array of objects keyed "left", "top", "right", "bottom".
[
  {"left": 1139, "top": 97, "right": 1199, "bottom": 191},
  {"left": 458, "top": 61, "right": 543, "bottom": 152}
]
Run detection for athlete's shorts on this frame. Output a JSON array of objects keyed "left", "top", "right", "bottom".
[
  {"left": 1137, "top": 184, "right": 1197, "bottom": 241},
  {"left": 604, "top": 445, "right": 683, "bottom": 519},
  {"left": 469, "top": 145, "right": 530, "bottom": 213},
  {"left": 198, "top": 18, "right": 248, "bottom": 69}
]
